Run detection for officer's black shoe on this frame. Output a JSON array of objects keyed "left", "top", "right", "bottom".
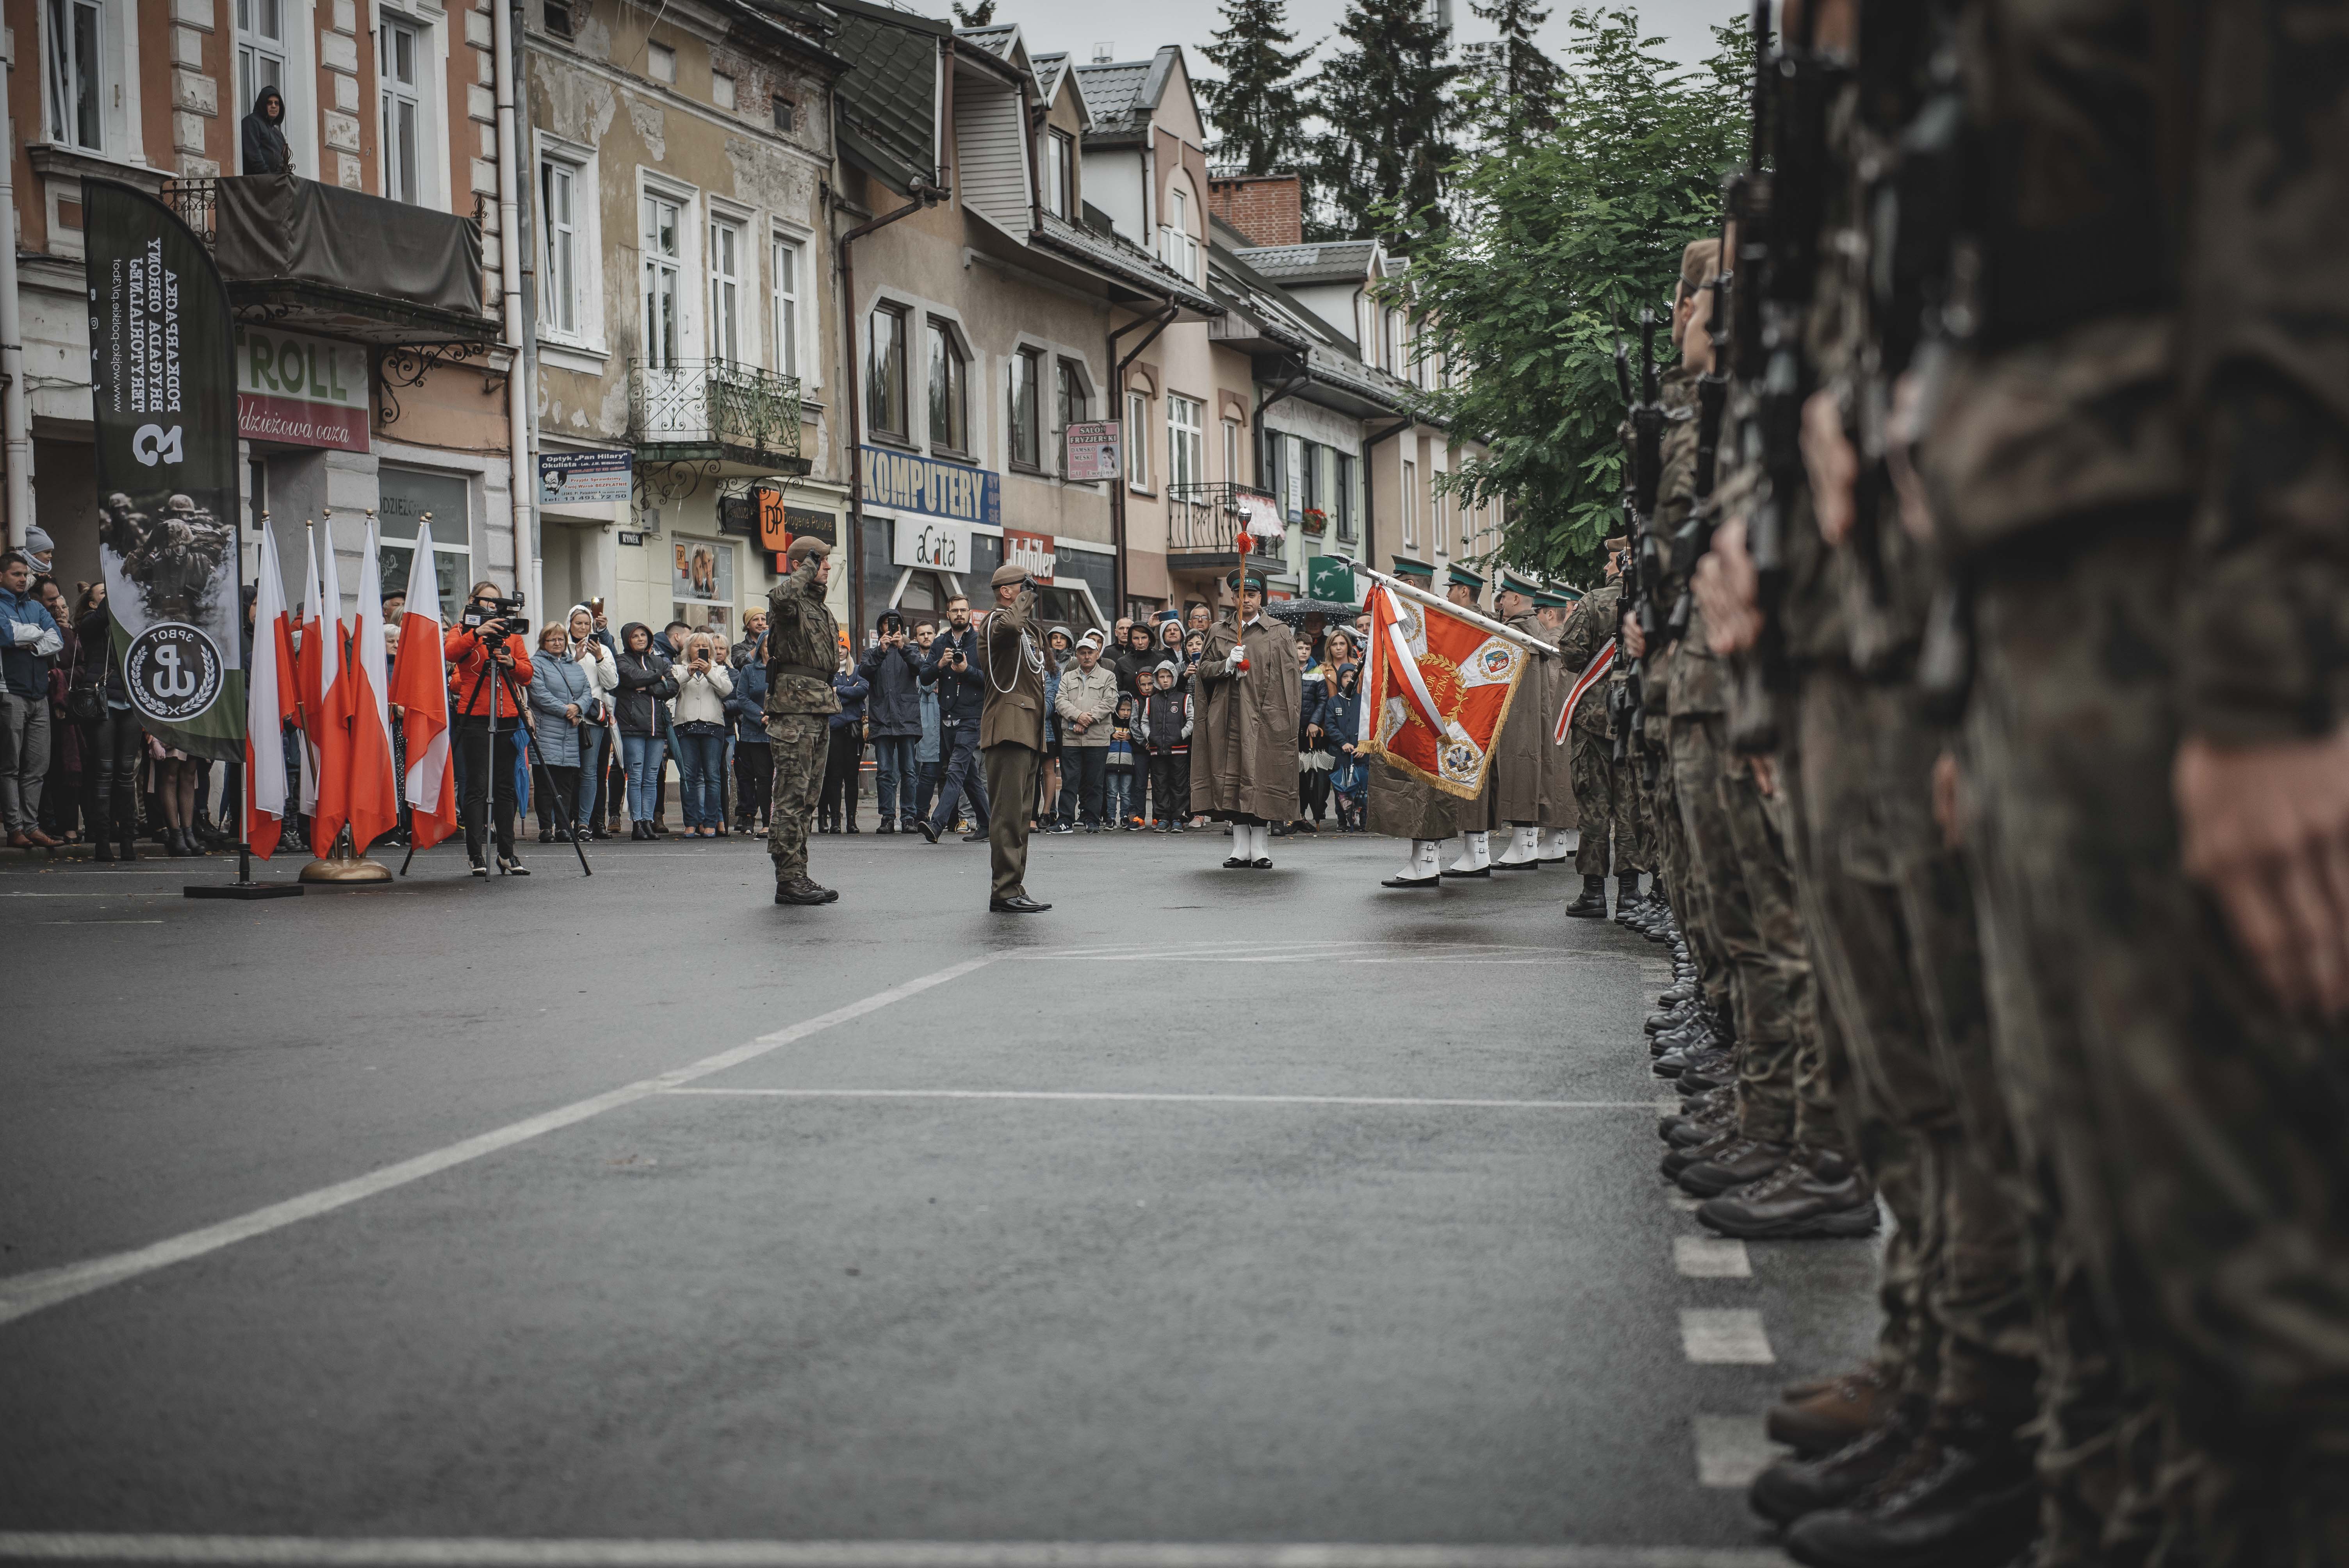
[
  {"left": 1565, "top": 875, "right": 1610, "bottom": 917},
  {"left": 1677, "top": 1137, "right": 1793, "bottom": 1197},
  {"left": 1700, "top": 1150, "right": 1880, "bottom": 1240},
  {"left": 990, "top": 894, "right": 1052, "bottom": 914},
  {"left": 1782, "top": 1415, "right": 2038, "bottom": 1568},
  {"left": 916, "top": 818, "right": 940, "bottom": 844},
  {"left": 775, "top": 875, "right": 832, "bottom": 906},
  {"left": 1750, "top": 1401, "right": 1926, "bottom": 1527},
  {"left": 876, "top": 820, "right": 896, "bottom": 834},
  {"left": 1224, "top": 856, "right": 1251, "bottom": 869}
]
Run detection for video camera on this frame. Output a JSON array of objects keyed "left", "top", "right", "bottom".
[{"left": 460, "top": 594, "right": 528, "bottom": 639}]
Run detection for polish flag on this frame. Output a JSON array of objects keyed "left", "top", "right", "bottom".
[
  {"left": 389, "top": 519, "right": 458, "bottom": 849},
  {"left": 243, "top": 520, "right": 298, "bottom": 859},
  {"left": 345, "top": 520, "right": 402, "bottom": 853},
  {"left": 296, "top": 529, "right": 323, "bottom": 818},
  {"left": 308, "top": 519, "right": 353, "bottom": 856}
]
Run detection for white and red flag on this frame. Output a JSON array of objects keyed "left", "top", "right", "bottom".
[
  {"left": 345, "top": 520, "right": 402, "bottom": 853},
  {"left": 243, "top": 521, "right": 298, "bottom": 859},
  {"left": 306, "top": 520, "right": 353, "bottom": 855},
  {"left": 1361, "top": 576, "right": 1534, "bottom": 800},
  {"left": 388, "top": 519, "right": 458, "bottom": 849},
  {"left": 295, "top": 527, "right": 323, "bottom": 819},
  {"left": 1556, "top": 641, "right": 1616, "bottom": 744}
]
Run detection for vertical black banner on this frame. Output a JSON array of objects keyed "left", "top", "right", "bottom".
[{"left": 86, "top": 179, "right": 244, "bottom": 761}]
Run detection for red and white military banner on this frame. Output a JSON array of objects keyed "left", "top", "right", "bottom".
[
  {"left": 1361, "top": 581, "right": 1533, "bottom": 801},
  {"left": 1556, "top": 641, "right": 1616, "bottom": 745}
]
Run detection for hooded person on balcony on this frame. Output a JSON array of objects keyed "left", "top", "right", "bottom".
[{"left": 242, "top": 87, "right": 290, "bottom": 176}]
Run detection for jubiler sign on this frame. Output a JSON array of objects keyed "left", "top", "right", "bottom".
[{"left": 86, "top": 180, "right": 245, "bottom": 761}]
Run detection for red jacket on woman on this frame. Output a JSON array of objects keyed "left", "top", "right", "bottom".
[{"left": 442, "top": 624, "right": 535, "bottom": 719}]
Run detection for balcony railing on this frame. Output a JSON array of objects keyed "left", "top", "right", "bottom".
[
  {"left": 1166, "top": 482, "right": 1286, "bottom": 570},
  {"left": 629, "top": 360, "right": 804, "bottom": 468}
]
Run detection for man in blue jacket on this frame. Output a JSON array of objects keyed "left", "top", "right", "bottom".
[
  {"left": 915, "top": 593, "right": 989, "bottom": 843},
  {"left": 1, "top": 550, "right": 64, "bottom": 848}
]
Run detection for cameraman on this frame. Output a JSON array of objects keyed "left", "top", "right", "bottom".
[
  {"left": 915, "top": 594, "right": 989, "bottom": 842},
  {"left": 442, "top": 581, "right": 535, "bottom": 875},
  {"left": 857, "top": 610, "right": 923, "bottom": 832}
]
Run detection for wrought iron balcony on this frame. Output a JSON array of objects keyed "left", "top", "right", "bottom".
[
  {"left": 1166, "top": 482, "right": 1286, "bottom": 571},
  {"left": 629, "top": 360, "right": 807, "bottom": 476}
]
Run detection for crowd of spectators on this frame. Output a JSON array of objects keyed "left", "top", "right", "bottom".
[{"left": 1, "top": 547, "right": 1383, "bottom": 859}]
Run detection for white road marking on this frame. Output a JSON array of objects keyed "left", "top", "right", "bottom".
[
  {"left": 1691, "top": 1415, "right": 1785, "bottom": 1488},
  {"left": 1674, "top": 1238, "right": 1752, "bottom": 1279},
  {"left": 0, "top": 1537, "right": 1793, "bottom": 1567},
  {"left": 1652, "top": 1095, "right": 1682, "bottom": 1113},
  {"left": 0, "top": 959, "right": 994, "bottom": 1329},
  {"left": 1680, "top": 1309, "right": 1775, "bottom": 1365},
  {"left": 662, "top": 1088, "right": 1663, "bottom": 1111},
  {"left": 1666, "top": 1193, "right": 1705, "bottom": 1213}
]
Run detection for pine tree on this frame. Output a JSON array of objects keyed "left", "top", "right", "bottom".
[
  {"left": 950, "top": 0, "right": 996, "bottom": 25},
  {"left": 1306, "top": 0, "right": 1461, "bottom": 244},
  {"left": 1199, "top": 0, "right": 1313, "bottom": 174},
  {"left": 1467, "top": 0, "right": 1560, "bottom": 135}
]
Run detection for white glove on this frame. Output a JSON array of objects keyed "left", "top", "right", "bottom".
[{"left": 31, "top": 628, "right": 62, "bottom": 657}]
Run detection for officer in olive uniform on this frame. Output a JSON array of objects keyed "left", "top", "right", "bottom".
[
  {"left": 763, "top": 537, "right": 841, "bottom": 906},
  {"left": 978, "top": 561, "right": 1051, "bottom": 914}
]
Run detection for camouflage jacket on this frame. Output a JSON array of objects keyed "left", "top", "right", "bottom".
[
  {"left": 762, "top": 557, "right": 841, "bottom": 716},
  {"left": 1555, "top": 582, "right": 1623, "bottom": 737}
]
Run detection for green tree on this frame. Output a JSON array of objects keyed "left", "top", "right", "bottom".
[
  {"left": 1199, "top": 0, "right": 1314, "bottom": 175},
  {"left": 1306, "top": 0, "right": 1461, "bottom": 244},
  {"left": 950, "top": 0, "right": 996, "bottom": 25},
  {"left": 1465, "top": 0, "right": 1561, "bottom": 137},
  {"left": 1395, "top": 9, "right": 1746, "bottom": 582}
]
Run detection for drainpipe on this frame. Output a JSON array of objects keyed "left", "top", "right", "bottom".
[
  {"left": 512, "top": 2, "right": 546, "bottom": 617},
  {"left": 1358, "top": 415, "right": 1413, "bottom": 574},
  {"left": 1107, "top": 301, "right": 1175, "bottom": 616},
  {"left": 0, "top": 52, "right": 32, "bottom": 551},
  {"left": 492, "top": 0, "right": 533, "bottom": 607}
]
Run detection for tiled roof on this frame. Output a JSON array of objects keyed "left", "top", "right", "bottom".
[
  {"left": 1032, "top": 51, "right": 1076, "bottom": 115},
  {"left": 1072, "top": 59, "right": 1153, "bottom": 132},
  {"left": 827, "top": 0, "right": 949, "bottom": 194},
  {"left": 956, "top": 23, "right": 1017, "bottom": 57},
  {"left": 1033, "top": 212, "right": 1221, "bottom": 315},
  {"left": 1231, "top": 240, "right": 1381, "bottom": 284}
]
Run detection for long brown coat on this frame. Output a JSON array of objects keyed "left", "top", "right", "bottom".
[
  {"left": 1536, "top": 618, "right": 1577, "bottom": 829},
  {"left": 1486, "top": 610, "right": 1553, "bottom": 825},
  {"left": 1189, "top": 615, "right": 1301, "bottom": 822}
]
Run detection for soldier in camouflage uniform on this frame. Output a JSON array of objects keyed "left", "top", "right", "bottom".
[
  {"left": 1909, "top": 5, "right": 2349, "bottom": 1561},
  {"left": 1555, "top": 545, "right": 1643, "bottom": 916},
  {"left": 762, "top": 537, "right": 842, "bottom": 906}
]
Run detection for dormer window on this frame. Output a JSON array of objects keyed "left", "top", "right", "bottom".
[
  {"left": 1160, "top": 186, "right": 1199, "bottom": 283},
  {"left": 1043, "top": 129, "right": 1075, "bottom": 220}
]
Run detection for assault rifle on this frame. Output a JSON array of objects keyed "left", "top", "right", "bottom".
[
  {"left": 1666, "top": 262, "right": 1736, "bottom": 646},
  {"left": 1611, "top": 312, "right": 1665, "bottom": 768}
]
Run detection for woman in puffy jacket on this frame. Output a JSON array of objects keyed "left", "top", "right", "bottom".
[
  {"left": 667, "top": 631, "right": 735, "bottom": 838},
  {"left": 820, "top": 652, "right": 869, "bottom": 833},
  {"left": 528, "top": 624, "right": 596, "bottom": 841},
  {"left": 564, "top": 605, "right": 619, "bottom": 838},
  {"left": 613, "top": 622, "right": 676, "bottom": 839}
]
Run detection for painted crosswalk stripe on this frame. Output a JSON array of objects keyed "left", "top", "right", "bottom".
[
  {"left": 1691, "top": 1415, "right": 1785, "bottom": 1488},
  {"left": 1674, "top": 1238, "right": 1752, "bottom": 1279},
  {"left": 1680, "top": 1309, "right": 1774, "bottom": 1365}
]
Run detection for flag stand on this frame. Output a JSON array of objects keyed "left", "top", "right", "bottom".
[
  {"left": 185, "top": 839, "right": 304, "bottom": 900},
  {"left": 299, "top": 824, "right": 393, "bottom": 884}
]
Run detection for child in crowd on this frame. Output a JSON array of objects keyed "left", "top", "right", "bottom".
[
  {"left": 1137, "top": 661, "right": 1191, "bottom": 832},
  {"left": 1326, "top": 661, "right": 1367, "bottom": 832},
  {"left": 1105, "top": 694, "right": 1139, "bottom": 829}
]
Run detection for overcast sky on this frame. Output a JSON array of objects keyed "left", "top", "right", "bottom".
[{"left": 977, "top": 0, "right": 1742, "bottom": 85}]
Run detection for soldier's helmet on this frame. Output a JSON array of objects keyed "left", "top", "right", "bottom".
[{"left": 166, "top": 494, "right": 198, "bottom": 513}]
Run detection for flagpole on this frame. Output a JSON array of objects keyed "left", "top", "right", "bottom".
[
  {"left": 1356, "top": 567, "right": 1557, "bottom": 657},
  {"left": 187, "top": 519, "right": 301, "bottom": 904}
]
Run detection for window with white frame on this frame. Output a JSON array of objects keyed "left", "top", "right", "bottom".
[
  {"left": 1402, "top": 458, "right": 1419, "bottom": 548},
  {"left": 867, "top": 303, "right": 910, "bottom": 439},
  {"left": 1054, "top": 359, "right": 1087, "bottom": 473},
  {"left": 1385, "top": 309, "right": 1405, "bottom": 376},
  {"left": 1335, "top": 452, "right": 1357, "bottom": 541},
  {"left": 770, "top": 236, "right": 802, "bottom": 379},
  {"left": 1160, "top": 186, "right": 1199, "bottom": 283},
  {"left": 1221, "top": 417, "right": 1240, "bottom": 485},
  {"left": 929, "top": 320, "right": 969, "bottom": 455},
  {"left": 1433, "top": 481, "right": 1449, "bottom": 555},
  {"left": 1044, "top": 130, "right": 1075, "bottom": 220},
  {"left": 540, "top": 160, "right": 581, "bottom": 338},
  {"left": 642, "top": 194, "right": 684, "bottom": 369},
  {"left": 379, "top": 14, "right": 424, "bottom": 204},
  {"left": 234, "top": 0, "right": 287, "bottom": 169},
  {"left": 45, "top": 0, "right": 105, "bottom": 152},
  {"left": 1167, "top": 394, "right": 1203, "bottom": 490},
  {"left": 708, "top": 216, "right": 745, "bottom": 364},
  {"left": 1125, "top": 390, "right": 1150, "bottom": 490},
  {"left": 1009, "top": 347, "right": 1043, "bottom": 469}
]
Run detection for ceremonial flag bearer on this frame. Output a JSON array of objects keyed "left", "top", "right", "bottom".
[{"left": 1191, "top": 566, "right": 1299, "bottom": 869}]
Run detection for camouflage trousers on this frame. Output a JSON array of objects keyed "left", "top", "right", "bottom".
[
  {"left": 1570, "top": 730, "right": 1650, "bottom": 877},
  {"left": 1673, "top": 712, "right": 1813, "bottom": 1145},
  {"left": 763, "top": 713, "right": 827, "bottom": 881},
  {"left": 1652, "top": 728, "right": 1737, "bottom": 1023},
  {"left": 1968, "top": 523, "right": 2349, "bottom": 1565}
]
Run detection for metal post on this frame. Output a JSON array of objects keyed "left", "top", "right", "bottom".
[
  {"left": 0, "top": 49, "right": 35, "bottom": 550},
  {"left": 492, "top": 0, "right": 533, "bottom": 609}
]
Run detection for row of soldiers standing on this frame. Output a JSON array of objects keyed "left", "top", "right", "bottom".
[{"left": 1599, "top": 4, "right": 2349, "bottom": 1567}]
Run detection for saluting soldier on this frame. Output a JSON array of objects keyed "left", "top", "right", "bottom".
[
  {"left": 1440, "top": 561, "right": 1496, "bottom": 878},
  {"left": 1486, "top": 566, "right": 1553, "bottom": 870},
  {"left": 977, "top": 561, "right": 1052, "bottom": 913},
  {"left": 1190, "top": 565, "right": 1300, "bottom": 869},
  {"left": 1367, "top": 556, "right": 1455, "bottom": 888},
  {"left": 763, "top": 536, "right": 842, "bottom": 907}
]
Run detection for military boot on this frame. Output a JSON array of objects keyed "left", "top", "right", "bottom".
[
  {"left": 1612, "top": 872, "right": 1645, "bottom": 921},
  {"left": 1647, "top": 998, "right": 1702, "bottom": 1035},
  {"left": 1699, "top": 1149, "right": 1880, "bottom": 1240},
  {"left": 1768, "top": 1367, "right": 1896, "bottom": 1457},
  {"left": 773, "top": 870, "right": 839, "bottom": 906},
  {"left": 1675, "top": 1050, "right": 1737, "bottom": 1093},
  {"left": 1661, "top": 1123, "right": 1742, "bottom": 1180},
  {"left": 1677, "top": 1137, "right": 1793, "bottom": 1197},
  {"left": 1782, "top": 1411, "right": 2037, "bottom": 1568},
  {"left": 1565, "top": 875, "right": 1610, "bottom": 917},
  {"left": 1652, "top": 1008, "right": 1723, "bottom": 1056},
  {"left": 1660, "top": 1085, "right": 1736, "bottom": 1140},
  {"left": 1749, "top": 1399, "right": 1927, "bottom": 1527}
]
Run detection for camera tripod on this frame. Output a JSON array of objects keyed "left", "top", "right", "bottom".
[{"left": 399, "top": 626, "right": 593, "bottom": 878}]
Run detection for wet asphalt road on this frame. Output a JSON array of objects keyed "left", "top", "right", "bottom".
[{"left": 0, "top": 826, "right": 1874, "bottom": 1566}]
